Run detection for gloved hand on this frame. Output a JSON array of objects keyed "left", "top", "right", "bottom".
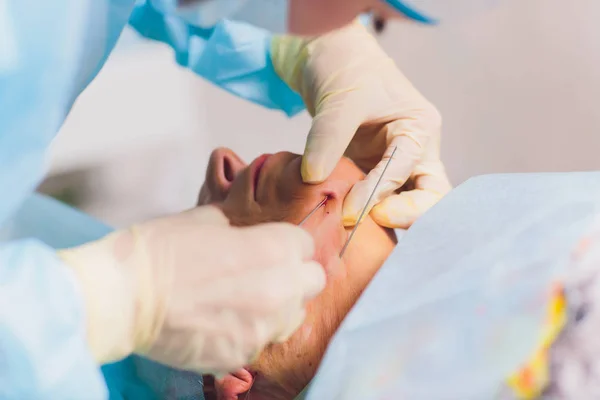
[
  {"left": 271, "top": 21, "right": 452, "bottom": 229},
  {"left": 58, "top": 206, "right": 325, "bottom": 375}
]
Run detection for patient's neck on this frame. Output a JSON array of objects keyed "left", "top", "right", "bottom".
[
  {"left": 310, "top": 212, "right": 396, "bottom": 277},
  {"left": 342, "top": 216, "right": 397, "bottom": 276}
]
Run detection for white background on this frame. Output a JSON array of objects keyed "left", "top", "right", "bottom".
[{"left": 48, "top": 0, "right": 600, "bottom": 226}]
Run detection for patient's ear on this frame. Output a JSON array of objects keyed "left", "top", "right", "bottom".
[
  {"left": 198, "top": 148, "right": 246, "bottom": 205},
  {"left": 202, "top": 369, "right": 253, "bottom": 400}
]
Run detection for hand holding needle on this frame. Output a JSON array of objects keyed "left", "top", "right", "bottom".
[{"left": 339, "top": 146, "right": 398, "bottom": 258}]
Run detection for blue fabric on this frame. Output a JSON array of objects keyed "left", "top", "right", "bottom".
[
  {"left": 2, "top": 194, "right": 206, "bottom": 399},
  {"left": 0, "top": 238, "right": 106, "bottom": 398},
  {"left": 0, "top": 0, "right": 303, "bottom": 397},
  {"left": 384, "top": 0, "right": 437, "bottom": 24},
  {"left": 129, "top": 2, "right": 304, "bottom": 116},
  {"left": 307, "top": 172, "right": 600, "bottom": 399}
]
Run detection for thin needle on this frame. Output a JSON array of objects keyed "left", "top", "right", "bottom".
[
  {"left": 298, "top": 196, "right": 328, "bottom": 226},
  {"left": 339, "top": 146, "right": 398, "bottom": 258}
]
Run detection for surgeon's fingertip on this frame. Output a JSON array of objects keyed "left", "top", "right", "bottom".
[
  {"left": 300, "top": 157, "right": 327, "bottom": 184},
  {"left": 371, "top": 205, "right": 411, "bottom": 229},
  {"left": 342, "top": 214, "right": 358, "bottom": 227},
  {"left": 342, "top": 198, "right": 365, "bottom": 227},
  {"left": 371, "top": 198, "right": 417, "bottom": 229},
  {"left": 343, "top": 210, "right": 373, "bottom": 227}
]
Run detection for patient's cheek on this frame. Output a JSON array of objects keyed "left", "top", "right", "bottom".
[
  {"left": 298, "top": 322, "right": 314, "bottom": 343},
  {"left": 322, "top": 256, "right": 347, "bottom": 280},
  {"left": 313, "top": 229, "right": 347, "bottom": 280}
]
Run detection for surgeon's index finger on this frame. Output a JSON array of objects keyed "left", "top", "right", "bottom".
[
  {"left": 371, "top": 158, "right": 452, "bottom": 228},
  {"left": 301, "top": 95, "right": 366, "bottom": 184},
  {"left": 342, "top": 136, "right": 422, "bottom": 226},
  {"left": 238, "top": 222, "right": 316, "bottom": 266}
]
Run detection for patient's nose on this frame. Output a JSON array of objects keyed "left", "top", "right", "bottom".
[{"left": 209, "top": 148, "right": 246, "bottom": 196}]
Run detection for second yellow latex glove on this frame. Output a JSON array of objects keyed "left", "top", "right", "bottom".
[
  {"left": 58, "top": 206, "right": 325, "bottom": 375},
  {"left": 271, "top": 22, "right": 452, "bottom": 229}
]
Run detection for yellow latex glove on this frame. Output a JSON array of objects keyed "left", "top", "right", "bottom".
[
  {"left": 58, "top": 206, "right": 325, "bottom": 375},
  {"left": 272, "top": 22, "right": 452, "bottom": 229}
]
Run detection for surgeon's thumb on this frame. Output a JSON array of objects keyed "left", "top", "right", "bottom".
[
  {"left": 371, "top": 160, "right": 452, "bottom": 228},
  {"left": 370, "top": 189, "right": 442, "bottom": 229},
  {"left": 301, "top": 99, "right": 365, "bottom": 184},
  {"left": 342, "top": 176, "right": 400, "bottom": 227}
]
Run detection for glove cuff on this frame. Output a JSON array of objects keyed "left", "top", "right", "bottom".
[
  {"left": 58, "top": 227, "right": 172, "bottom": 364},
  {"left": 58, "top": 231, "right": 138, "bottom": 364},
  {"left": 270, "top": 20, "right": 377, "bottom": 116},
  {"left": 271, "top": 34, "right": 311, "bottom": 95}
]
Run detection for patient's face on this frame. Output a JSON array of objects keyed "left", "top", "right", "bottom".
[
  {"left": 199, "top": 148, "right": 395, "bottom": 399},
  {"left": 199, "top": 149, "right": 362, "bottom": 261}
]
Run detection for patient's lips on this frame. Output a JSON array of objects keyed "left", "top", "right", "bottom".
[{"left": 250, "top": 154, "right": 271, "bottom": 200}]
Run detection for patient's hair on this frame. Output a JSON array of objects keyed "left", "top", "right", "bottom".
[
  {"left": 251, "top": 319, "right": 334, "bottom": 398},
  {"left": 250, "top": 275, "right": 366, "bottom": 399}
]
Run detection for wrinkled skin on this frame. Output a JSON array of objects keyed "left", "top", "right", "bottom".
[{"left": 199, "top": 148, "right": 396, "bottom": 400}]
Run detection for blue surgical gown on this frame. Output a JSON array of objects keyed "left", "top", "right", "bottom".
[{"left": 0, "top": 1, "right": 304, "bottom": 398}]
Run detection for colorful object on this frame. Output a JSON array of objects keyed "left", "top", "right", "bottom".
[
  {"left": 306, "top": 171, "right": 600, "bottom": 399},
  {"left": 506, "top": 284, "right": 567, "bottom": 399}
]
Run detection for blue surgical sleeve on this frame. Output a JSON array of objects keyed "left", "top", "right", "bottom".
[
  {"left": 0, "top": 1, "right": 130, "bottom": 396},
  {"left": 0, "top": 1, "right": 304, "bottom": 396},
  {"left": 128, "top": 0, "right": 305, "bottom": 117},
  {"left": 0, "top": 239, "right": 106, "bottom": 398},
  {"left": 3, "top": 194, "right": 206, "bottom": 400}
]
